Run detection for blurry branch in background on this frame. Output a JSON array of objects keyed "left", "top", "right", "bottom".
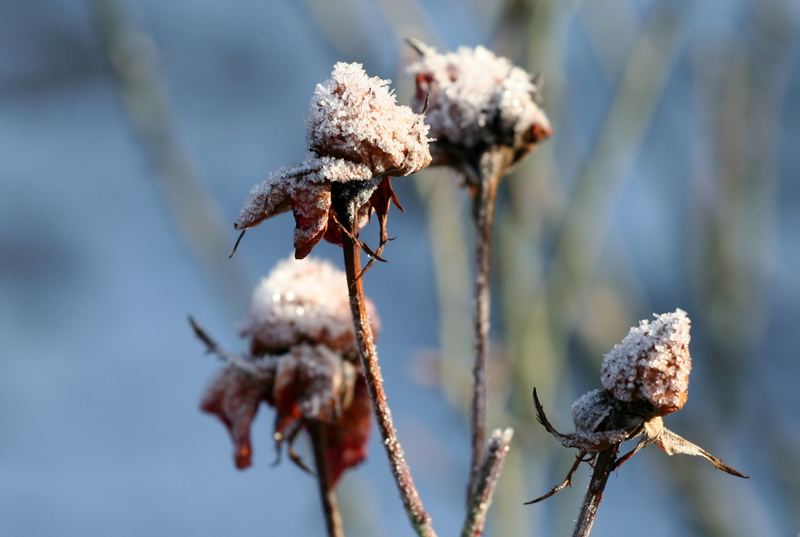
[
  {"left": 461, "top": 428, "right": 514, "bottom": 537},
  {"left": 89, "top": 0, "right": 249, "bottom": 316}
]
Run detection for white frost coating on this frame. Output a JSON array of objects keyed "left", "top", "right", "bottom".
[
  {"left": 242, "top": 256, "right": 380, "bottom": 355},
  {"left": 407, "top": 43, "right": 551, "bottom": 150},
  {"left": 308, "top": 62, "right": 431, "bottom": 176},
  {"left": 600, "top": 309, "right": 692, "bottom": 415},
  {"left": 235, "top": 156, "right": 373, "bottom": 230}
]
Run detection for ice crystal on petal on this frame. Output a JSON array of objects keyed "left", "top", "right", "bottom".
[
  {"left": 242, "top": 256, "right": 380, "bottom": 356},
  {"left": 408, "top": 43, "right": 551, "bottom": 156},
  {"left": 600, "top": 309, "right": 692, "bottom": 416},
  {"left": 308, "top": 62, "right": 431, "bottom": 176}
]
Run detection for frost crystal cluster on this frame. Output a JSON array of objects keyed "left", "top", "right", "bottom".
[
  {"left": 243, "top": 256, "right": 379, "bottom": 356},
  {"left": 235, "top": 63, "right": 431, "bottom": 258},
  {"left": 408, "top": 42, "right": 551, "bottom": 158},
  {"left": 308, "top": 62, "right": 432, "bottom": 177},
  {"left": 198, "top": 257, "right": 376, "bottom": 482},
  {"left": 600, "top": 309, "right": 692, "bottom": 416}
]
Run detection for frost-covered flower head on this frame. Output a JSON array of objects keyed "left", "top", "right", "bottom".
[
  {"left": 527, "top": 309, "right": 744, "bottom": 506},
  {"left": 235, "top": 63, "right": 431, "bottom": 259},
  {"left": 195, "top": 257, "right": 376, "bottom": 483},
  {"left": 308, "top": 62, "right": 431, "bottom": 177},
  {"left": 242, "top": 256, "right": 380, "bottom": 357},
  {"left": 600, "top": 309, "right": 691, "bottom": 416},
  {"left": 407, "top": 41, "right": 552, "bottom": 165}
]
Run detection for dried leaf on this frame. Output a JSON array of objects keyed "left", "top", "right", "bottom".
[{"left": 656, "top": 427, "right": 748, "bottom": 478}]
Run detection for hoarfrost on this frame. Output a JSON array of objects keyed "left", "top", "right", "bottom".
[
  {"left": 242, "top": 256, "right": 380, "bottom": 355},
  {"left": 407, "top": 43, "right": 551, "bottom": 152},
  {"left": 308, "top": 62, "right": 431, "bottom": 176},
  {"left": 600, "top": 309, "right": 692, "bottom": 415}
]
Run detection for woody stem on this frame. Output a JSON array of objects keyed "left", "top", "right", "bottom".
[
  {"left": 572, "top": 446, "right": 620, "bottom": 537},
  {"left": 461, "top": 428, "right": 514, "bottom": 537},
  {"left": 309, "top": 423, "right": 345, "bottom": 537},
  {"left": 335, "top": 200, "right": 437, "bottom": 537},
  {"left": 466, "top": 148, "right": 511, "bottom": 503}
]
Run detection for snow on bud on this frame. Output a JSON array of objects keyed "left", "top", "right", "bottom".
[
  {"left": 407, "top": 41, "right": 552, "bottom": 159},
  {"left": 242, "top": 256, "right": 380, "bottom": 357},
  {"left": 600, "top": 309, "right": 692, "bottom": 416},
  {"left": 308, "top": 62, "right": 431, "bottom": 176}
]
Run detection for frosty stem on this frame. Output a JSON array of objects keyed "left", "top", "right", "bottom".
[
  {"left": 466, "top": 148, "right": 513, "bottom": 502},
  {"left": 309, "top": 423, "right": 345, "bottom": 537},
  {"left": 573, "top": 446, "right": 620, "bottom": 537},
  {"left": 335, "top": 201, "right": 437, "bottom": 537},
  {"left": 461, "top": 428, "right": 514, "bottom": 537}
]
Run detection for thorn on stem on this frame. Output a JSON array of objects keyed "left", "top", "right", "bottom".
[{"left": 229, "top": 229, "right": 246, "bottom": 258}]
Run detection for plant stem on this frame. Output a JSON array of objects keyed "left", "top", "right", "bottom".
[
  {"left": 461, "top": 428, "right": 514, "bottom": 537},
  {"left": 572, "top": 446, "right": 620, "bottom": 537},
  {"left": 335, "top": 202, "right": 437, "bottom": 537},
  {"left": 309, "top": 423, "right": 345, "bottom": 537},
  {"left": 466, "top": 149, "right": 512, "bottom": 502}
]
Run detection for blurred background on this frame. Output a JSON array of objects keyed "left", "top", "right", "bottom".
[{"left": 1, "top": 0, "right": 798, "bottom": 535}]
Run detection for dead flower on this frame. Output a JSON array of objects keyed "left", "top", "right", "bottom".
[
  {"left": 193, "top": 257, "right": 379, "bottom": 485},
  {"left": 526, "top": 309, "right": 746, "bottom": 507},
  {"left": 233, "top": 62, "right": 431, "bottom": 260},
  {"left": 407, "top": 39, "right": 552, "bottom": 185}
]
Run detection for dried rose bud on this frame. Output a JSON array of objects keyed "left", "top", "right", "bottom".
[
  {"left": 235, "top": 63, "right": 431, "bottom": 258},
  {"left": 195, "top": 257, "right": 378, "bottom": 482},
  {"left": 308, "top": 62, "right": 431, "bottom": 177},
  {"left": 600, "top": 309, "right": 692, "bottom": 417},
  {"left": 241, "top": 256, "right": 380, "bottom": 356},
  {"left": 407, "top": 41, "right": 552, "bottom": 165}
]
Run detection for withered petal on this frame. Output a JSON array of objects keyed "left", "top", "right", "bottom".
[
  {"left": 200, "top": 366, "right": 266, "bottom": 470},
  {"left": 324, "top": 377, "right": 372, "bottom": 486},
  {"left": 235, "top": 178, "right": 293, "bottom": 231},
  {"left": 291, "top": 184, "right": 332, "bottom": 259}
]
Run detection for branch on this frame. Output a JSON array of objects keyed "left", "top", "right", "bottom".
[
  {"left": 334, "top": 200, "right": 437, "bottom": 537},
  {"left": 466, "top": 148, "right": 513, "bottom": 501},
  {"left": 572, "top": 445, "right": 619, "bottom": 537},
  {"left": 461, "top": 428, "right": 514, "bottom": 537},
  {"left": 309, "top": 423, "right": 345, "bottom": 537}
]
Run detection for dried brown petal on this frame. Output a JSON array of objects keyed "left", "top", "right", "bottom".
[
  {"left": 200, "top": 365, "right": 268, "bottom": 469},
  {"left": 324, "top": 376, "right": 372, "bottom": 485}
]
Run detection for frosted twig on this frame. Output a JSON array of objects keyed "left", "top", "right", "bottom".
[
  {"left": 466, "top": 147, "right": 514, "bottom": 502},
  {"left": 334, "top": 196, "right": 436, "bottom": 537},
  {"left": 309, "top": 423, "right": 345, "bottom": 537},
  {"left": 461, "top": 428, "right": 514, "bottom": 537},
  {"left": 573, "top": 445, "right": 619, "bottom": 537}
]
